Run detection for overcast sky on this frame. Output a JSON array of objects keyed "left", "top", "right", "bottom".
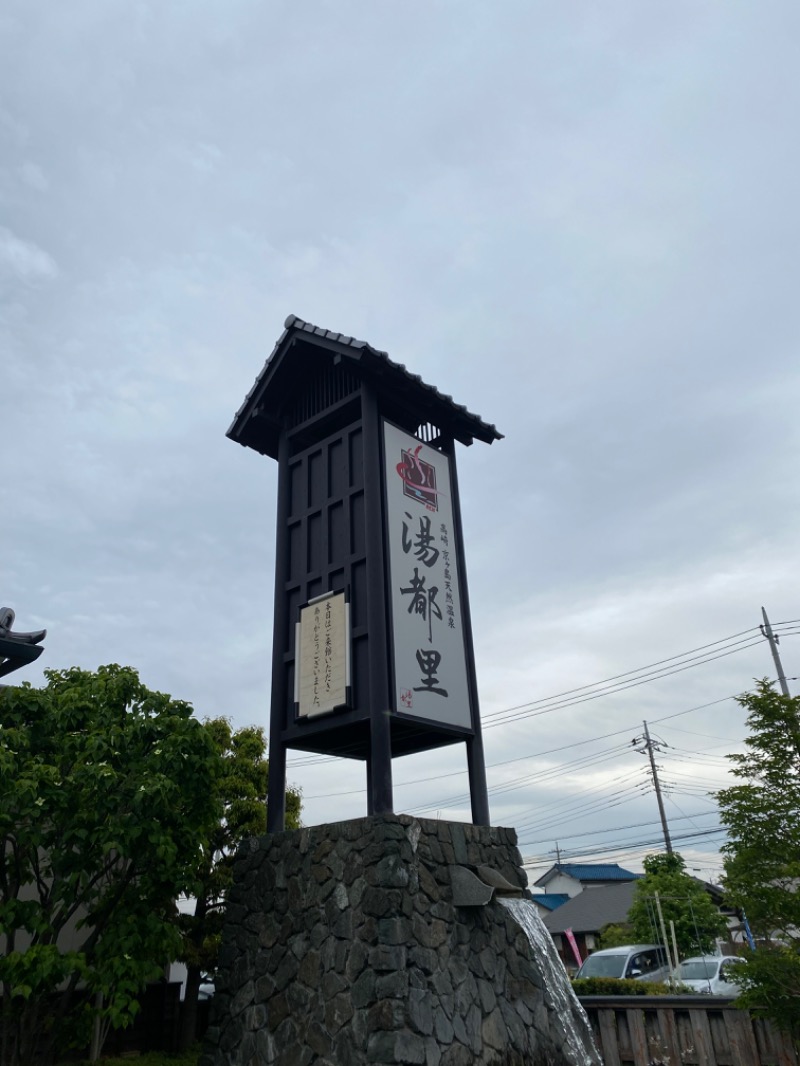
[{"left": 3, "top": 1, "right": 799, "bottom": 883}]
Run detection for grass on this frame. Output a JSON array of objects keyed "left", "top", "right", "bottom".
[{"left": 75, "top": 1050, "right": 201, "bottom": 1066}]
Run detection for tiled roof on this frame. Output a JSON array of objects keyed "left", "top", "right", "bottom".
[
  {"left": 534, "top": 863, "right": 640, "bottom": 887},
  {"left": 559, "top": 864, "right": 640, "bottom": 881},
  {"left": 228, "top": 314, "right": 503, "bottom": 456},
  {"left": 543, "top": 882, "right": 639, "bottom": 936},
  {"left": 530, "top": 893, "right": 570, "bottom": 912}
]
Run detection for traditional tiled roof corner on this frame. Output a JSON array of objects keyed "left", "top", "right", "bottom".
[{"left": 227, "top": 314, "right": 503, "bottom": 458}]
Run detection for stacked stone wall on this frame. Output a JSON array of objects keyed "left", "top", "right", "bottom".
[{"left": 201, "top": 814, "right": 598, "bottom": 1066}]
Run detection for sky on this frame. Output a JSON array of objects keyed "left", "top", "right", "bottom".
[{"left": 3, "top": 1, "right": 799, "bottom": 886}]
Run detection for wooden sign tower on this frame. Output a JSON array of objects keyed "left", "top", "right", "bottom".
[{"left": 227, "top": 316, "right": 502, "bottom": 831}]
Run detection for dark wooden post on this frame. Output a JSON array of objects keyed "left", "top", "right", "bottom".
[
  {"left": 266, "top": 432, "right": 292, "bottom": 834},
  {"left": 362, "top": 382, "right": 393, "bottom": 815},
  {"left": 445, "top": 432, "right": 491, "bottom": 826}
]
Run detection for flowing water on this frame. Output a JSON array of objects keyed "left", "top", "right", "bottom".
[{"left": 499, "top": 898, "right": 601, "bottom": 1066}]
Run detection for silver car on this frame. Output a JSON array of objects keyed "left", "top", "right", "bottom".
[
  {"left": 672, "top": 955, "right": 746, "bottom": 995},
  {"left": 575, "top": 944, "right": 671, "bottom": 983}
]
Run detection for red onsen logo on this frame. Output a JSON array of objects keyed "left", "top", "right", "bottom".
[{"left": 396, "top": 445, "right": 439, "bottom": 510}]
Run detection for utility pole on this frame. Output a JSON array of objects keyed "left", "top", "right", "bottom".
[
  {"left": 761, "top": 607, "right": 791, "bottom": 698},
  {"left": 633, "top": 721, "right": 673, "bottom": 854}
]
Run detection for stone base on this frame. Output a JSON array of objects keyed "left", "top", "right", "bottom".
[{"left": 201, "top": 815, "right": 598, "bottom": 1066}]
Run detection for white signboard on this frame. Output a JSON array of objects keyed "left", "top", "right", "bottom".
[
  {"left": 295, "top": 592, "right": 350, "bottom": 718},
  {"left": 383, "top": 420, "right": 472, "bottom": 729}
]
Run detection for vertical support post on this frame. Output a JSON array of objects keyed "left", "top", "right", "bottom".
[
  {"left": 643, "top": 720, "right": 672, "bottom": 854},
  {"left": 445, "top": 434, "right": 491, "bottom": 826},
  {"left": 362, "top": 384, "right": 394, "bottom": 815},
  {"left": 267, "top": 433, "right": 292, "bottom": 833},
  {"left": 761, "top": 607, "right": 791, "bottom": 697},
  {"left": 654, "top": 893, "right": 675, "bottom": 974}
]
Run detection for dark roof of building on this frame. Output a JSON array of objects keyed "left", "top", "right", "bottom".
[
  {"left": 530, "top": 893, "right": 570, "bottom": 912},
  {"left": 543, "top": 881, "right": 639, "bottom": 936},
  {"left": 227, "top": 314, "right": 503, "bottom": 459},
  {"left": 534, "top": 863, "right": 641, "bottom": 888}
]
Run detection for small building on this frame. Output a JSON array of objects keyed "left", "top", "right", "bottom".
[{"left": 531, "top": 862, "right": 641, "bottom": 899}]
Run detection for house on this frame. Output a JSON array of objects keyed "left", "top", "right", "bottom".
[
  {"left": 542, "top": 876, "right": 740, "bottom": 970},
  {"left": 542, "top": 881, "right": 638, "bottom": 968},
  {"left": 531, "top": 862, "right": 641, "bottom": 899}
]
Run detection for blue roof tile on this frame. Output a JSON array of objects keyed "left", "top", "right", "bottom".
[
  {"left": 532, "top": 893, "right": 570, "bottom": 911},
  {"left": 559, "top": 863, "right": 640, "bottom": 880}
]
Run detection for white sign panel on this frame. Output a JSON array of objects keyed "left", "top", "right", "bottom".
[
  {"left": 383, "top": 420, "right": 472, "bottom": 729},
  {"left": 296, "top": 592, "right": 350, "bottom": 718}
]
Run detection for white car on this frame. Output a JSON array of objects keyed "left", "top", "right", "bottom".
[{"left": 672, "top": 955, "right": 746, "bottom": 995}]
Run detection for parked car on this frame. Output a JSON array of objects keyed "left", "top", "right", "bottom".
[
  {"left": 574, "top": 945, "right": 671, "bottom": 983},
  {"left": 672, "top": 955, "right": 746, "bottom": 995}
]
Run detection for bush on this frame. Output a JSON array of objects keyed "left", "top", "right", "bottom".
[{"left": 572, "top": 976, "right": 673, "bottom": 996}]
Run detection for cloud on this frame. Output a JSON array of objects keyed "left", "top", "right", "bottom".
[
  {"left": 2, "top": 0, "right": 799, "bottom": 878},
  {"left": 18, "top": 161, "right": 49, "bottom": 192},
  {"left": 0, "top": 226, "right": 58, "bottom": 282}
]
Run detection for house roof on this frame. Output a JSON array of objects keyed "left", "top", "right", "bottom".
[
  {"left": 530, "top": 893, "right": 570, "bottom": 912},
  {"left": 543, "top": 881, "right": 639, "bottom": 936},
  {"left": 227, "top": 314, "right": 504, "bottom": 459},
  {"left": 534, "top": 863, "right": 640, "bottom": 888}
]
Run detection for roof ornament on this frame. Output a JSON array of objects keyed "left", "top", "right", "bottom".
[{"left": 0, "top": 608, "right": 47, "bottom": 678}]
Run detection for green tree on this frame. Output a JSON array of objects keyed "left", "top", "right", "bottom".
[
  {"left": 597, "top": 922, "right": 635, "bottom": 950},
  {"left": 176, "top": 718, "right": 302, "bottom": 1050},
  {"left": 0, "top": 665, "right": 219, "bottom": 1066},
  {"left": 627, "top": 852, "right": 728, "bottom": 959},
  {"left": 717, "top": 681, "right": 800, "bottom": 1040}
]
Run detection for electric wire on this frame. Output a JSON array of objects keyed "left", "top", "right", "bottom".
[
  {"left": 288, "top": 623, "right": 795, "bottom": 768},
  {"left": 289, "top": 625, "right": 788, "bottom": 767},
  {"left": 328, "top": 694, "right": 736, "bottom": 809},
  {"left": 484, "top": 638, "right": 766, "bottom": 727},
  {"left": 480, "top": 626, "right": 761, "bottom": 721},
  {"left": 520, "top": 809, "right": 719, "bottom": 849}
]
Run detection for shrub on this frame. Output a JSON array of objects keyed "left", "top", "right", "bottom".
[{"left": 572, "top": 976, "right": 673, "bottom": 996}]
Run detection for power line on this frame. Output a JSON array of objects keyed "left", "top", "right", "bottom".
[
  {"left": 330, "top": 694, "right": 737, "bottom": 808},
  {"left": 658, "top": 724, "right": 741, "bottom": 742},
  {"left": 484, "top": 639, "right": 766, "bottom": 727},
  {"left": 520, "top": 825, "right": 727, "bottom": 863},
  {"left": 512, "top": 776, "right": 647, "bottom": 832},
  {"left": 521, "top": 809, "right": 719, "bottom": 850},
  {"left": 481, "top": 626, "right": 761, "bottom": 721},
  {"left": 407, "top": 747, "right": 640, "bottom": 815},
  {"left": 513, "top": 788, "right": 648, "bottom": 838},
  {"left": 289, "top": 622, "right": 796, "bottom": 768}
]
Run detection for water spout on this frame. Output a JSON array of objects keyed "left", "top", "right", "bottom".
[{"left": 499, "top": 897, "right": 601, "bottom": 1066}]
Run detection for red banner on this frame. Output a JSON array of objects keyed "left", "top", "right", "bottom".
[{"left": 564, "top": 927, "right": 583, "bottom": 967}]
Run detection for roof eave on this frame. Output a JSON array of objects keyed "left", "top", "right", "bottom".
[{"left": 227, "top": 314, "right": 504, "bottom": 456}]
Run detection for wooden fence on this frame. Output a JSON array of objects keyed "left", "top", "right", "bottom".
[{"left": 579, "top": 995, "right": 798, "bottom": 1066}]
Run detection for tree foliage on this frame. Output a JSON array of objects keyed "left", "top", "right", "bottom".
[
  {"left": 717, "top": 681, "right": 800, "bottom": 1039},
  {"left": 627, "top": 852, "right": 727, "bottom": 959},
  {"left": 597, "top": 923, "right": 635, "bottom": 950},
  {"left": 0, "top": 666, "right": 219, "bottom": 1066},
  {"left": 176, "top": 718, "right": 302, "bottom": 1049}
]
